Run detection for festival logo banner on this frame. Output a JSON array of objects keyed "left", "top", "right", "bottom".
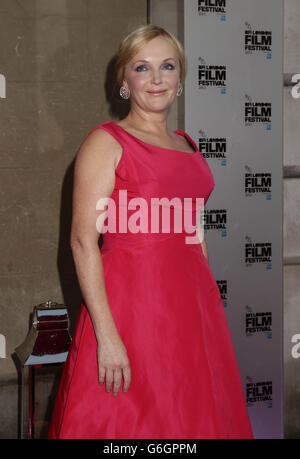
[
  {"left": 198, "top": 0, "right": 227, "bottom": 21},
  {"left": 245, "top": 236, "right": 272, "bottom": 270},
  {"left": 244, "top": 22, "right": 272, "bottom": 59},
  {"left": 245, "top": 305, "right": 272, "bottom": 339},
  {"left": 203, "top": 208, "right": 227, "bottom": 237},
  {"left": 244, "top": 165, "right": 272, "bottom": 200},
  {"left": 217, "top": 279, "right": 228, "bottom": 307},
  {"left": 244, "top": 94, "right": 272, "bottom": 130},
  {"left": 198, "top": 57, "right": 227, "bottom": 94},
  {"left": 246, "top": 376, "right": 273, "bottom": 409},
  {"left": 198, "top": 129, "right": 227, "bottom": 166}
]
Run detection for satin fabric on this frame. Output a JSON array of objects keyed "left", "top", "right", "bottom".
[{"left": 48, "top": 121, "right": 254, "bottom": 439}]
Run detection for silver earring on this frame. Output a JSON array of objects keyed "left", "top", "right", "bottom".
[
  {"left": 177, "top": 83, "right": 183, "bottom": 97},
  {"left": 120, "top": 86, "right": 130, "bottom": 99}
]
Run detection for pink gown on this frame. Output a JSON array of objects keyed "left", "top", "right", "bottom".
[{"left": 48, "top": 121, "right": 254, "bottom": 439}]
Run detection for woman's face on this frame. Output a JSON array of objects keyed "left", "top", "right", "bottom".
[{"left": 123, "top": 36, "right": 181, "bottom": 114}]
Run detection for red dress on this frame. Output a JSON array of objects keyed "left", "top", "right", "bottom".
[{"left": 48, "top": 121, "right": 254, "bottom": 439}]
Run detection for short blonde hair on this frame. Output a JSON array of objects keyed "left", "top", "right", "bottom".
[{"left": 115, "top": 24, "right": 186, "bottom": 86}]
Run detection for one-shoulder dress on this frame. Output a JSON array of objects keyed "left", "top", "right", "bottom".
[{"left": 48, "top": 121, "right": 254, "bottom": 439}]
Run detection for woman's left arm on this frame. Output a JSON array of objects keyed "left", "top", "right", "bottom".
[
  {"left": 200, "top": 237, "right": 209, "bottom": 262},
  {"left": 196, "top": 217, "right": 209, "bottom": 263}
]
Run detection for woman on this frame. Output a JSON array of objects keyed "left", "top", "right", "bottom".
[{"left": 48, "top": 24, "right": 254, "bottom": 439}]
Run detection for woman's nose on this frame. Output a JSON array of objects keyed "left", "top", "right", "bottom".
[{"left": 151, "top": 69, "right": 162, "bottom": 84}]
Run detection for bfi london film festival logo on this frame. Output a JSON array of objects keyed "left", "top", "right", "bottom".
[
  {"left": 198, "top": 57, "right": 227, "bottom": 94},
  {"left": 246, "top": 376, "right": 273, "bottom": 409},
  {"left": 244, "top": 165, "right": 272, "bottom": 200},
  {"left": 95, "top": 191, "right": 205, "bottom": 245},
  {"left": 197, "top": 0, "right": 226, "bottom": 21},
  {"left": 245, "top": 235, "right": 272, "bottom": 270},
  {"left": 245, "top": 305, "right": 272, "bottom": 340},
  {"left": 244, "top": 22, "right": 272, "bottom": 59},
  {"left": 244, "top": 94, "right": 272, "bottom": 131},
  {"left": 203, "top": 208, "right": 227, "bottom": 238},
  {"left": 216, "top": 280, "right": 227, "bottom": 308},
  {"left": 198, "top": 129, "right": 227, "bottom": 166}
]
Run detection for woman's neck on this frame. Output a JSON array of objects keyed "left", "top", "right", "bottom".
[{"left": 123, "top": 111, "right": 169, "bottom": 136}]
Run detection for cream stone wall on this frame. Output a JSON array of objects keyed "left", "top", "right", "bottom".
[{"left": 0, "top": 0, "right": 147, "bottom": 438}]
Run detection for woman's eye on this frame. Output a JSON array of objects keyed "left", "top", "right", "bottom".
[
  {"left": 135, "top": 65, "right": 147, "bottom": 72},
  {"left": 135, "top": 63, "right": 175, "bottom": 72},
  {"left": 164, "top": 63, "right": 175, "bottom": 70}
]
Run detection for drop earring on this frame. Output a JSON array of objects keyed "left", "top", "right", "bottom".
[
  {"left": 120, "top": 86, "right": 130, "bottom": 99},
  {"left": 177, "top": 83, "right": 183, "bottom": 97}
]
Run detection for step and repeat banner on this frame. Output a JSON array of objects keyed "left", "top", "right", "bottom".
[{"left": 184, "top": 0, "right": 283, "bottom": 439}]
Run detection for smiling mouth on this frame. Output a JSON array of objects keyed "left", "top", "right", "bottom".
[{"left": 147, "top": 90, "right": 167, "bottom": 95}]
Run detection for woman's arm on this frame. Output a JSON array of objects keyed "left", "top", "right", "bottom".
[
  {"left": 200, "top": 237, "right": 209, "bottom": 263},
  {"left": 70, "top": 128, "right": 131, "bottom": 396},
  {"left": 70, "top": 128, "right": 120, "bottom": 340},
  {"left": 196, "top": 214, "right": 209, "bottom": 263}
]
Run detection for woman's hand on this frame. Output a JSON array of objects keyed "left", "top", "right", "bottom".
[{"left": 97, "top": 330, "right": 131, "bottom": 397}]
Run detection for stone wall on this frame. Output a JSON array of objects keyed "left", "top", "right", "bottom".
[{"left": 0, "top": 0, "right": 147, "bottom": 438}]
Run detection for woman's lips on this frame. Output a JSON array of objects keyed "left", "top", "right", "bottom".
[{"left": 147, "top": 90, "right": 167, "bottom": 95}]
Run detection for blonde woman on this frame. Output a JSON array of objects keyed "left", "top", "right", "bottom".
[{"left": 48, "top": 25, "right": 253, "bottom": 439}]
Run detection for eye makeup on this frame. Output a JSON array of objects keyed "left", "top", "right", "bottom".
[{"left": 134, "top": 62, "right": 175, "bottom": 72}]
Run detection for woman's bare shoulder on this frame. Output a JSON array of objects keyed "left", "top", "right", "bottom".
[
  {"left": 83, "top": 127, "right": 122, "bottom": 152},
  {"left": 77, "top": 126, "right": 123, "bottom": 169}
]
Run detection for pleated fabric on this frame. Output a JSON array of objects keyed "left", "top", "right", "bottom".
[{"left": 48, "top": 121, "right": 254, "bottom": 439}]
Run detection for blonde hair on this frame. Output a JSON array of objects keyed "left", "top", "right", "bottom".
[{"left": 115, "top": 24, "right": 186, "bottom": 86}]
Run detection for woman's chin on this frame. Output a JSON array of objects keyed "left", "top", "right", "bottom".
[{"left": 143, "top": 100, "right": 174, "bottom": 112}]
